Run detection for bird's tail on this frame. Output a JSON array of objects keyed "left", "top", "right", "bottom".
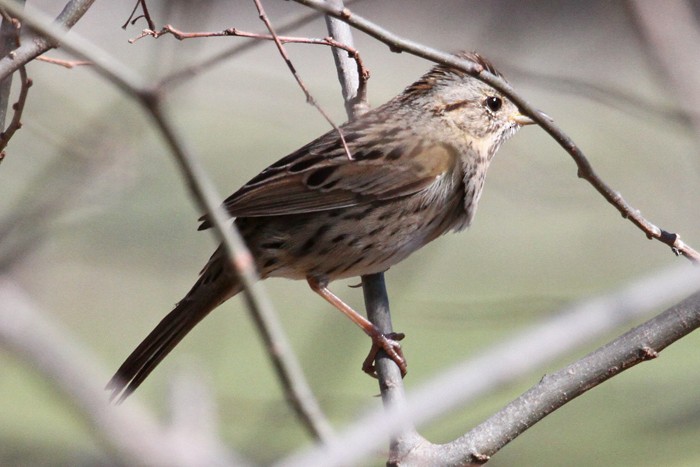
[{"left": 107, "top": 251, "right": 239, "bottom": 402}]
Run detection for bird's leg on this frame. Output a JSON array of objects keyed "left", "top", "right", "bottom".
[{"left": 307, "top": 276, "right": 407, "bottom": 377}]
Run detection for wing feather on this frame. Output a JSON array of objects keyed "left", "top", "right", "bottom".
[{"left": 199, "top": 129, "right": 457, "bottom": 229}]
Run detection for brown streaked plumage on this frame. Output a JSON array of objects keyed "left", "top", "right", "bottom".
[{"left": 107, "top": 52, "right": 534, "bottom": 401}]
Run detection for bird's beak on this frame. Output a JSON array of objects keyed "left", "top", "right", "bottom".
[
  {"left": 510, "top": 113, "right": 535, "bottom": 126},
  {"left": 510, "top": 110, "right": 552, "bottom": 126}
]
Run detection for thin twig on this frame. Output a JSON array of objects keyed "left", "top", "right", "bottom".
[
  {"left": 158, "top": 3, "right": 363, "bottom": 90},
  {"left": 129, "top": 24, "right": 369, "bottom": 92},
  {"left": 0, "top": 64, "right": 29, "bottom": 158},
  {"left": 252, "top": 0, "right": 354, "bottom": 160},
  {"left": 36, "top": 55, "right": 90, "bottom": 68},
  {"left": 292, "top": 0, "right": 700, "bottom": 263},
  {"left": 137, "top": 2, "right": 338, "bottom": 446},
  {"left": 122, "top": 0, "right": 155, "bottom": 31}
]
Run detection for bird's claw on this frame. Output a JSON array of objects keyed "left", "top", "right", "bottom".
[{"left": 362, "top": 332, "right": 407, "bottom": 378}]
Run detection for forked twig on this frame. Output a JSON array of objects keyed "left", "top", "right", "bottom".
[
  {"left": 122, "top": 0, "right": 155, "bottom": 31},
  {"left": 252, "top": 0, "right": 354, "bottom": 159}
]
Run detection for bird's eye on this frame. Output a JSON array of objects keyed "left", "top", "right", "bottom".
[{"left": 484, "top": 96, "right": 502, "bottom": 112}]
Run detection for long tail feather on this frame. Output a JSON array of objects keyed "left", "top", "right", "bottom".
[{"left": 107, "top": 254, "right": 238, "bottom": 402}]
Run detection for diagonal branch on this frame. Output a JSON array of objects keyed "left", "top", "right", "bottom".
[
  {"left": 0, "top": 0, "right": 332, "bottom": 445},
  {"left": 445, "top": 289, "right": 700, "bottom": 464},
  {"left": 292, "top": 0, "right": 700, "bottom": 263},
  {"left": 279, "top": 264, "right": 700, "bottom": 466}
]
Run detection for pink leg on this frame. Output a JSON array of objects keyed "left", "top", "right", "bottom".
[{"left": 307, "top": 277, "right": 407, "bottom": 377}]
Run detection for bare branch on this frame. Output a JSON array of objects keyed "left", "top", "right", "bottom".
[
  {"left": 292, "top": 0, "right": 700, "bottom": 263},
  {"left": 279, "top": 264, "right": 700, "bottom": 466},
  {"left": 324, "top": 0, "right": 368, "bottom": 116},
  {"left": 360, "top": 273, "right": 424, "bottom": 463},
  {"left": 322, "top": 1, "right": 415, "bottom": 459},
  {"left": 0, "top": 1, "right": 144, "bottom": 91},
  {"left": 0, "top": 0, "right": 95, "bottom": 80},
  {"left": 0, "top": 2, "right": 22, "bottom": 131},
  {"left": 0, "top": 0, "right": 331, "bottom": 445},
  {"left": 446, "top": 290, "right": 700, "bottom": 464}
]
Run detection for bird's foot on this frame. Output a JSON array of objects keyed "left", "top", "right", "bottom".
[{"left": 362, "top": 331, "right": 407, "bottom": 378}]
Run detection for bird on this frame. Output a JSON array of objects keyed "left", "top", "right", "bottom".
[{"left": 107, "top": 51, "right": 535, "bottom": 401}]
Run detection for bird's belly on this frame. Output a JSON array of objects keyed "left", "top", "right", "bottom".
[{"left": 239, "top": 198, "right": 467, "bottom": 282}]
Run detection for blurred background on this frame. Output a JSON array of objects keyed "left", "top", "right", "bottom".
[{"left": 1, "top": 0, "right": 700, "bottom": 465}]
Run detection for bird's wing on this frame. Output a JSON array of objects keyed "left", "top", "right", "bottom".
[{"left": 198, "top": 133, "right": 457, "bottom": 228}]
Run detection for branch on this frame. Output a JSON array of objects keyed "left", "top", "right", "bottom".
[
  {"left": 292, "top": 0, "right": 700, "bottom": 263},
  {"left": 446, "top": 289, "right": 700, "bottom": 464},
  {"left": 279, "top": 264, "right": 700, "bottom": 466},
  {"left": 0, "top": 0, "right": 331, "bottom": 445},
  {"left": 0, "top": 2, "right": 22, "bottom": 131},
  {"left": 323, "top": 0, "right": 417, "bottom": 459},
  {"left": 323, "top": 0, "right": 368, "bottom": 116},
  {"left": 0, "top": 0, "right": 95, "bottom": 80},
  {"left": 0, "top": 1, "right": 144, "bottom": 91},
  {"left": 122, "top": 0, "right": 155, "bottom": 31},
  {"left": 35, "top": 55, "right": 90, "bottom": 68},
  {"left": 360, "top": 273, "right": 425, "bottom": 462}
]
